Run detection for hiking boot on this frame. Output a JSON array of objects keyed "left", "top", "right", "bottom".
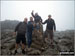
[
  {"left": 14, "top": 50, "right": 17, "bottom": 55},
  {"left": 22, "top": 49, "right": 25, "bottom": 54}
]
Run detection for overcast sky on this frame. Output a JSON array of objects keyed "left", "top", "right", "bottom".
[{"left": 1, "top": 1, "right": 74, "bottom": 31}]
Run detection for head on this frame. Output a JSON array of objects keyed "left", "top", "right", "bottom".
[
  {"left": 24, "top": 18, "right": 28, "bottom": 23},
  {"left": 30, "top": 17, "right": 33, "bottom": 21},
  {"left": 48, "top": 15, "right": 51, "bottom": 19},
  {"left": 35, "top": 13, "right": 38, "bottom": 16}
]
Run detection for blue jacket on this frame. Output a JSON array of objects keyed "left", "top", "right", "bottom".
[{"left": 27, "top": 21, "right": 34, "bottom": 32}]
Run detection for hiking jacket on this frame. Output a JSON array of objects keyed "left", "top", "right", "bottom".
[
  {"left": 43, "top": 18, "right": 56, "bottom": 30},
  {"left": 15, "top": 22, "right": 27, "bottom": 34},
  {"left": 27, "top": 21, "right": 34, "bottom": 32}
]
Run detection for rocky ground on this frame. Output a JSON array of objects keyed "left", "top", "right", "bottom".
[{"left": 1, "top": 29, "right": 74, "bottom": 56}]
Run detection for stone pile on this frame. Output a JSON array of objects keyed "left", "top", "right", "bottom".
[{"left": 1, "top": 28, "right": 74, "bottom": 55}]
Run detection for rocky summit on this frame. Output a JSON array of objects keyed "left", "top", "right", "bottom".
[
  {"left": 1, "top": 20, "right": 74, "bottom": 56},
  {"left": 1, "top": 29, "right": 74, "bottom": 56}
]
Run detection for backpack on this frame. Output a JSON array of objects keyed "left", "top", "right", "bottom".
[{"left": 17, "top": 22, "right": 27, "bottom": 34}]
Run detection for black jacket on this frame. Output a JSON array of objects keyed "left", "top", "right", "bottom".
[
  {"left": 15, "top": 22, "right": 27, "bottom": 34},
  {"left": 43, "top": 18, "right": 56, "bottom": 30}
]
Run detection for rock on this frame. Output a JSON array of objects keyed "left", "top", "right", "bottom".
[
  {"left": 58, "top": 39, "right": 72, "bottom": 45},
  {"left": 31, "top": 43, "right": 42, "bottom": 50},
  {"left": 1, "top": 24, "right": 74, "bottom": 55},
  {"left": 27, "top": 49, "right": 41, "bottom": 55},
  {"left": 42, "top": 47, "right": 59, "bottom": 55},
  {"left": 32, "top": 40, "right": 43, "bottom": 46}
]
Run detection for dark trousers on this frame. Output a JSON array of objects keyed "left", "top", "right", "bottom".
[{"left": 27, "top": 31, "right": 32, "bottom": 48}]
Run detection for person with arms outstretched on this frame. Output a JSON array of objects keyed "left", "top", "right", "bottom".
[{"left": 42, "top": 15, "right": 56, "bottom": 48}]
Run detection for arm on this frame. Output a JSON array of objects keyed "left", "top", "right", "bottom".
[
  {"left": 42, "top": 20, "right": 47, "bottom": 24},
  {"left": 53, "top": 20, "right": 56, "bottom": 31},
  {"left": 31, "top": 10, "right": 35, "bottom": 18},
  {"left": 40, "top": 17, "right": 42, "bottom": 23},
  {"left": 14, "top": 22, "right": 22, "bottom": 32}
]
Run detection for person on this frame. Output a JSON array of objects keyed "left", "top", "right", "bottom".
[
  {"left": 42, "top": 15, "right": 56, "bottom": 48},
  {"left": 13, "top": 18, "right": 28, "bottom": 54},
  {"left": 27, "top": 17, "right": 34, "bottom": 50},
  {"left": 31, "top": 10, "right": 42, "bottom": 30},
  {"left": 31, "top": 10, "right": 42, "bottom": 23}
]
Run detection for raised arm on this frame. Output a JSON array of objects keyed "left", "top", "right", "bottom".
[{"left": 31, "top": 10, "right": 35, "bottom": 18}]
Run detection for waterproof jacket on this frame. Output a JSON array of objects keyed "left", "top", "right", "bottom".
[
  {"left": 27, "top": 21, "right": 34, "bottom": 32},
  {"left": 43, "top": 18, "right": 56, "bottom": 30},
  {"left": 15, "top": 22, "right": 27, "bottom": 35}
]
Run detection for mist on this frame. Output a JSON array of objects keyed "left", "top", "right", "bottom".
[{"left": 1, "top": 1, "right": 74, "bottom": 31}]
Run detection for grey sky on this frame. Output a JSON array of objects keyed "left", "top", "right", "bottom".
[{"left": 1, "top": 1, "right": 74, "bottom": 31}]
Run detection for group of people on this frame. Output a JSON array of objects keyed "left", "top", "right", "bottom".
[{"left": 13, "top": 10, "right": 56, "bottom": 54}]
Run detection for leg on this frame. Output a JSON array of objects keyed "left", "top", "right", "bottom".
[
  {"left": 30, "top": 32, "right": 32, "bottom": 46},
  {"left": 27, "top": 32, "right": 33, "bottom": 51},
  {"left": 27, "top": 32, "right": 30, "bottom": 48},
  {"left": 21, "top": 35, "right": 26, "bottom": 54},
  {"left": 50, "top": 31, "right": 53, "bottom": 45},
  {"left": 28, "top": 32, "right": 32, "bottom": 48},
  {"left": 15, "top": 43, "right": 19, "bottom": 50},
  {"left": 14, "top": 43, "right": 19, "bottom": 54},
  {"left": 22, "top": 43, "right": 25, "bottom": 54},
  {"left": 49, "top": 31, "right": 54, "bottom": 48},
  {"left": 14, "top": 34, "right": 20, "bottom": 54},
  {"left": 22, "top": 43, "right": 25, "bottom": 50},
  {"left": 50, "top": 37, "right": 53, "bottom": 45}
]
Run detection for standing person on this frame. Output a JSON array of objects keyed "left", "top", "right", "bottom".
[
  {"left": 13, "top": 18, "right": 28, "bottom": 54},
  {"left": 31, "top": 10, "right": 42, "bottom": 30},
  {"left": 27, "top": 17, "right": 34, "bottom": 51},
  {"left": 31, "top": 10, "right": 42, "bottom": 23},
  {"left": 42, "top": 15, "right": 56, "bottom": 48}
]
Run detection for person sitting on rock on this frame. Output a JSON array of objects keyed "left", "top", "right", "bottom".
[
  {"left": 42, "top": 15, "right": 56, "bottom": 48},
  {"left": 13, "top": 18, "right": 28, "bottom": 54},
  {"left": 27, "top": 17, "right": 34, "bottom": 51}
]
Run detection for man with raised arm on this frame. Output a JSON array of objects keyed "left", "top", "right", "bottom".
[
  {"left": 31, "top": 10, "right": 42, "bottom": 30},
  {"left": 31, "top": 10, "right": 42, "bottom": 23}
]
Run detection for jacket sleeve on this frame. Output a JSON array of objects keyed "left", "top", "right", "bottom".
[
  {"left": 31, "top": 12, "right": 35, "bottom": 18},
  {"left": 26, "top": 24, "right": 28, "bottom": 32},
  {"left": 40, "top": 16, "right": 42, "bottom": 23},
  {"left": 42, "top": 20, "right": 47, "bottom": 24},
  {"left": 14, "top": 22, "right": 22, "bottom": 32},
  {"left": 53, "top": 20, "right": 56, "bottom": 30}
]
